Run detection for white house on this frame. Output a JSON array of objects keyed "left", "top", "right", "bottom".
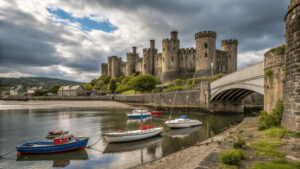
[
  {"left": 57, "top": 85, "right": 86, "bottom": 96},
  {"left": 10, "top": 85, "right": 26, "bottom": 96}
]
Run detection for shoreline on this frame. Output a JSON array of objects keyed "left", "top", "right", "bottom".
[{"left": 0, "top": 100, "right": 133, "bottom": 111}]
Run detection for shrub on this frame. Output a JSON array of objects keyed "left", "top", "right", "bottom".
[
  {"left": 265, "top": 69, "right": 273, "bottom": 77},
  {"left": 108, "top": 78, "right": 117, "bottom": 94},
  {"left": 163, "top": 85, "right": 183, "bottom": 92},
  {"left": 258, "top": 102, "right": 283, "bottom": 130},
  {"left": 233, "top": 135, "right": 246, "bottom": 149},
  {"left": 220, "top": 149, "right": 246, "bottom": 165},
  {"left": 33, "top": 89, "right": 48, "bottom": 96},
  {"left": 174, "top": 78, "right": 183, "bottom": 86},
  {"left": 115, "top": 84, "right": 131, "bottom": 94},
  {"left": 132, "top": 74, "right": 160, "bottom": 92},
  {"left": 49, "top": 84, "right": 61, "bottom": 93},
  {"left": 185, "top": 79, "right": 196, "bottom": 88},
  {"left": 216, "top": 73, "right": 223, "bottom": 79}
]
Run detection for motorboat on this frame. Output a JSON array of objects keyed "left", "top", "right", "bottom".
[
  {"left": 165, "top": 115, "right": 202, "bottom": 128},
  {"left": 127, "top": 109, "right": 152, "bottom": 119},
  {"left": 16, "top": 133, "right": 89, "bottom": 154},
  {"left": 103, "top": 126, "right": 163, "bottom": 143}
]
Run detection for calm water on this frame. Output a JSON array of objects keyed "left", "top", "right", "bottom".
[{"left": 0, "top": 108, "right": 244, "bottom": 169}]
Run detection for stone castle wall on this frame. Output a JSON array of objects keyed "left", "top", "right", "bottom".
[
  {"left": 101, "top": 30, "right": 238, "bottom": 81},
  {"left": 264, "top": 46, "right": 285, "bottom": 113},
  {"left": 282, "top": 0, "right": 300, "bottom": 132}
]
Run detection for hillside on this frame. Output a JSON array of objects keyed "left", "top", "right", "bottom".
[{"left": 0, "top": 77, "right": 83, "bottom": 89}]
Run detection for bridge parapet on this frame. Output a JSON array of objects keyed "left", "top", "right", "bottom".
[{"left": 210, "top": 61, "right": 264, "bottom": 102}]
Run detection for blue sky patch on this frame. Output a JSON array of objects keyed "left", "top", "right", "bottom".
[{"left": 47, "top": 8, "right": 118, "bottom": 32}]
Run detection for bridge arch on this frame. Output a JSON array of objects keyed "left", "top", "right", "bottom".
[{"left": 210, "top": 61, "right": 264, "bottom": 102}]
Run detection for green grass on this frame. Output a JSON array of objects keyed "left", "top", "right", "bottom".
[
  {"left": 220, "top": 149, "right": 246, "bottom": 165},
  {"left": 261, "top": 127, "right": 288, "bottom": 138},
  {"left": 122, "top": 90, "right": 138, "bottom": 95},
  {"left": 249, "top": 139, "right": 285, "bottom": 157},
  {"left": 251, "top": 159, "right": 300, "bottom": 169}
]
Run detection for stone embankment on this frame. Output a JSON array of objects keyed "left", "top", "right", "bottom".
[{"left": 134, "top": 117, "right": 300, "bottom": 169}]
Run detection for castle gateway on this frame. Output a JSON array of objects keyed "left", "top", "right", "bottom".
[{"left": 101, "top": 31, "right": 238, "bottom": 81}]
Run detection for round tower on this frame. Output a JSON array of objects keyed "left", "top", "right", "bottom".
[
  {"left": 101, "top": 63, "right": 108, "bottom": 76},
  {"left": 161, "top": 31, "right": 180, "bottom": 81},
  {"left": 194, "top": 31, "right": 216, "bottom": 78},
  {"left": 221, "top": 39, "right": 238, "bottom": 73},
  {"left": 126, "top": 47, "right": 137, "bottom": 76},
  {"left": 282, "top": 0, "right": 300, "bottom": 132}
]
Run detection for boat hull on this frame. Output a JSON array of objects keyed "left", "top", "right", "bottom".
[
  {"left": 127, "top": 114, "right": 152, "bottom": 119},
  {"left": 165, "top": 120, "right": 202, "bottom": 129},
  {"left": 16, "top": 137, "right": 89, "bottom": 154},
  {"left": 103, "top": 128, "right": 163, "bottom": 143}
]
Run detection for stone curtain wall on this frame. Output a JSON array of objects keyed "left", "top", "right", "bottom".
[
  {"left": 264, "top": 47, "right": 285, "bottom": 113},
  {"left": 282, "top": 0, "right": 300, "bottom": 132}
]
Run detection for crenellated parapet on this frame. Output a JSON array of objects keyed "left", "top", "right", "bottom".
[
  {"left": 195, "top": 31, "right": 216, "bottom": 40},
  {"left": 221, "top": 39, "right": 238, "bottom": 46}
]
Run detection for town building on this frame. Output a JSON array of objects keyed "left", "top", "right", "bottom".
[{"left": 57, "top": 85, "right": 86, "bottom": 96}]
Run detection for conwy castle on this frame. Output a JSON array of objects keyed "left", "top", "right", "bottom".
[{"left": 100, "top": 31, "right": 238, "bottom": 81}]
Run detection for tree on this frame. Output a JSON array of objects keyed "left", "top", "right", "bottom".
[
  {"left": 49, "top": 84, "right": 61, "bottom": 93},
  {"left": 108, "top": 78, "right": 117, "bottom": 93},
  {"left": 132, "top": 74, "right": 160, "bottom": 92},
  {"left": 33, "top": 89, "right": 48, "bottom": 96}
]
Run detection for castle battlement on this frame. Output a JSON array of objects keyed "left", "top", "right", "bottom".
[
  {"left": 101, "top": 30, "right": 238, "bottom": 81},
  {"left": 221, "top": 39, "right": 238, "bottom": 46},
  {"left": 195, "top": 31, "right": 217, "bottom": 39}
]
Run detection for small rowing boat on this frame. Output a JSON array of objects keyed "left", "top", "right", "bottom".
[
  {"left": 16, "top": 134, "right": 89, "bottom": 155},
  {"left": 150, "top": 110, "right": 163, "bottom": 114}
]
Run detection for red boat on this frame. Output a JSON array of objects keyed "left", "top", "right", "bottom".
[{"left": 150, "top": 111, "right": 163, "bottom": 115}]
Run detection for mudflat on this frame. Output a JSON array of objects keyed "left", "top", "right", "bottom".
[{"left": 0, "top": 100, "right": 133, "bottom": 110}]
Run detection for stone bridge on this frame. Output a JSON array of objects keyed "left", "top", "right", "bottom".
[{"left": 208, "top": 61, "right": 264, "bottom": 112}]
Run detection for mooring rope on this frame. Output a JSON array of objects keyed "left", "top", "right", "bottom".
[{"left": 86, "top": 136, "right": 103, "bottom": 149}]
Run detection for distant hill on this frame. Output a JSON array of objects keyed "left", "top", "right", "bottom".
[{"left": 0, "top": 77, "right": 83, "bottom": 89}]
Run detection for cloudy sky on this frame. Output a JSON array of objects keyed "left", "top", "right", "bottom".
[{"left": 0, "top": 0, "right": 289, "bottom": 82}]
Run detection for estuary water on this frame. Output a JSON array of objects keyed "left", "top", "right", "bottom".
[{"left": 0, "top": 106, "right": 244, "bottom": 169}]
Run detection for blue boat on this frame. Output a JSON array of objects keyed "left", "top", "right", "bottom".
[
  {"left": 127, "top": 109, "right": 152, "bottom": 119},
  {"left": 16, "top": 137, "right": 89, "bottom": 154}
]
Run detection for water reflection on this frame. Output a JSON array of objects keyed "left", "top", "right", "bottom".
[
  {"left": 0, "top": 108, "right": 244, "bottom": 169},
  {"left": 17, "top": 150, "right": 88, "bottom": 168}
]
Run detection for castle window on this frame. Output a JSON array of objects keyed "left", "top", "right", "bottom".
[
  {"left": 205, "top": 43, "right": 208, "bottom": 48},
  {"left": 172, "top": 56, "right": 174, "bottom": 61},
  {"left": 181, "top": 57, "right": 183, "bottom": 61},
  {"left": 186, "top": 55, "right": 187, "bottom": 60},
  {"left": 205, "top": 53, "right": 208, "bottom": 57},
  {"left": 163, "top": 48, "right": 165, "bottom": 51},
  {"left": 174, "top": 47, "right": 175, "bottom": 50},
  {"left": 168, "top": 47, "right": 170, "bottom": 51},
  {"left": 144, "top": 64, "right": 146, "bottom": 69}
]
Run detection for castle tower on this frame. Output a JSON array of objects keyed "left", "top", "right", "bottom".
[
  {"left": 101, "top": 63, "right": 108, "bottom": 76},
  {"left": 111, "top": 56, "right": 121, "bottom": 78},
  {"left": 143, "top": 40, "right": 157, "bottom": 75},
  {"left": 221, "top": 39, "right": 238, "bottom": 73},
  {"left": 194, "top": 31, "right": 216, "bottom": 77},
  {"left": 161, "top": 31, "right": 180, "bottom": 81},
  {"left": 107, "top": 56, "right": 112, "bottom": 77},
  {"left": 282, "top": 0, "right": 300, "bottom": 132},
  {"left": 126, "top": 47, "right": 138, "bottom": 76}
]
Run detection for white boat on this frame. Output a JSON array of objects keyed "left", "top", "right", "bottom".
[
  {"left": 103, "top": 127, "right": 163, "bottom": 143},
  {"left": 127, "top": 109, "right": 152, "bottom": 119},
  {"left": 165, "top": 115, "right": 202, "bottom": 128}
]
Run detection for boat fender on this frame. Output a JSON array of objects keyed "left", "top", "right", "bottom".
[{"left": 118, "top": 130, "right": 124, "bottom": 133}]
